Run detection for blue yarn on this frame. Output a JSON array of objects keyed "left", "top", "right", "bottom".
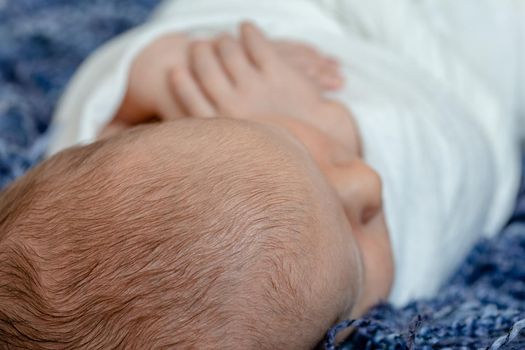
[
  {"left": 0, "top": 0, "right": 161, "bottom": 189},
  {"left": 1, "top": 1, "right": 524, "bottom": 349},
  {"left": 489, "top": 318, "right": 525, "bottom": 350},
  {"left": 323, "top": 319, "right": 356, "bottom": 350}
]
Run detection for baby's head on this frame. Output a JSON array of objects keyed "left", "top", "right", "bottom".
[{"left": 0, "top": 119, "right": 366, "bottom": 349}]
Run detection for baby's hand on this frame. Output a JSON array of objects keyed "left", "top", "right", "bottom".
[
  {"left": 274, "top": 40, "right": 343, "bottom": 91},
  {"left": 170, "top": 22, "right": 331, "bottom": 124},
  {"left": 111, "top": 24, "right": 344, "bottom": 135}
]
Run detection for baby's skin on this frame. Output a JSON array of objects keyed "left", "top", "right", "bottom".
[{"left": 106, "top": 22, "right": 394, "bottom": 330}]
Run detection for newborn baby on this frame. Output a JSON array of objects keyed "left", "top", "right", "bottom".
[
  {"left": 0, "top": 23, "right": 388, "bottom": 349},
  {"left": 2, "top": 0, "right": 525, "bottom": 348}
]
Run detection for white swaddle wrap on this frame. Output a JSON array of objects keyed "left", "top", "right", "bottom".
[{"left": 47, "top": 0, "right": 523, "bottom": 306}]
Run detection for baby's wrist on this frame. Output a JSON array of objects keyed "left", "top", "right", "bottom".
[{"left": 113, "top": 82, "right": 156, "bottom": 125}]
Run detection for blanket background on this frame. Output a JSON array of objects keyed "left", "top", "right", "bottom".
[{"left": 0, "top": 0, "right": 524, "bottom": 348}]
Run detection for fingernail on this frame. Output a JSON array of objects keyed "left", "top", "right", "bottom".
[
  {"left": 322, "top": 75, "right": 344, "bottom": 89},
  {"left": 326, "top": 57, "right": 340, "bottom": 67}
]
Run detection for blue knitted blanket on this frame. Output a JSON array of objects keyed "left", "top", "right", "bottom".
[{"left": 1, "top": 1, "right": 524, "bottom": 348}]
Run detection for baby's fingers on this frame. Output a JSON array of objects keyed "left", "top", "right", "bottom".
[
  {"left": 315, "top": 62, "right": 344, "bottom": 90},
  {"left": 275, "top": 41, "right": 343, "bottom": 90},
  {"left": 191, "top": 41, "right": 234, "bottom": 107},
  {"left": 169, "top": 65, "right": 216, "bottom": 118},
  {"left": 240, "top": 22, "right": 281, "bottom": 72},
  {"left": 215, "top": 34, "right": 257, "bottom": 86}
]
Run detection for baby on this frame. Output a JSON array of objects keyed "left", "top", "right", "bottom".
[
  {"left": 0, "top": 22, "right": 383, "bottom": 349},
  {"left": 2, "top": 0, "right": 525, "bottom": 348}
]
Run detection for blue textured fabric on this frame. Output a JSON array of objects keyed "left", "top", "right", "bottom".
[
  {"left": 0, "top": 1, "right": 524, "bottom": 349},
  {"left": 0, "top": 0, "right": 161, "bottom": 189}
]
